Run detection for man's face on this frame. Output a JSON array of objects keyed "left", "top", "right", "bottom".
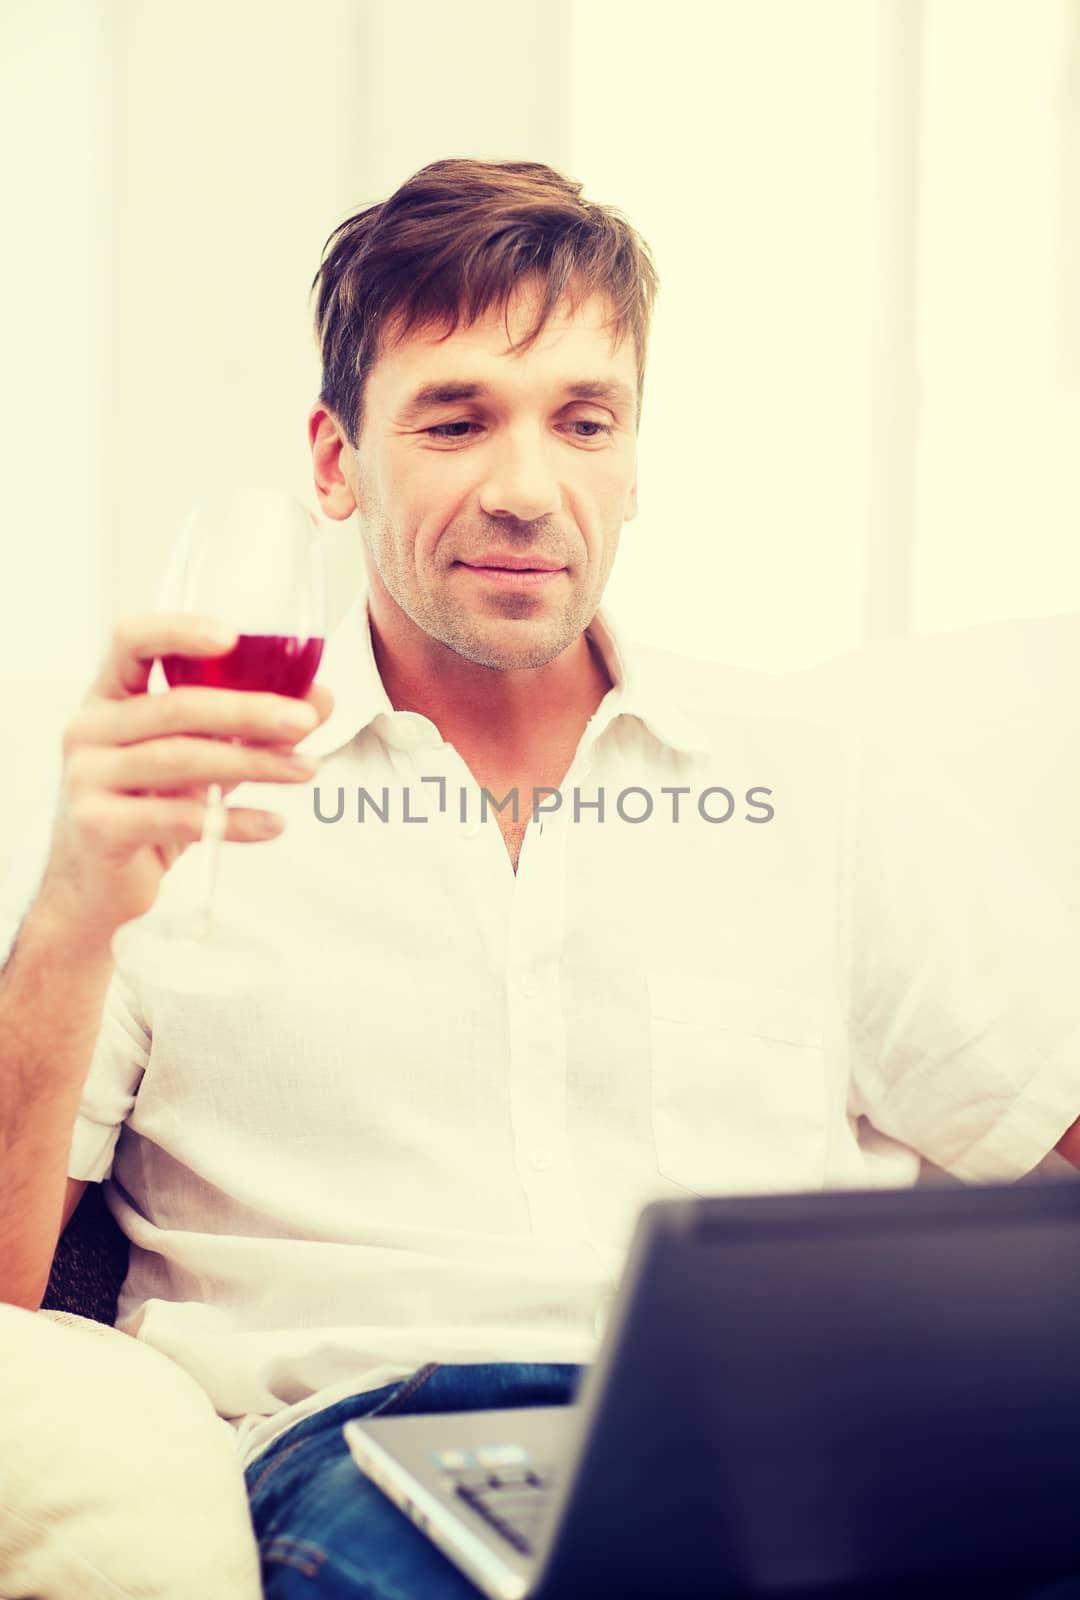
[{"left": 318, "top": 278, "right": 640, "bottom": 672}]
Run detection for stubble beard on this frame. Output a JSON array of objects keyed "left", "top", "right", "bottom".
[
  {"left": 410, "top": 576, "right": 593, "bottom": 671},
  {"left": 364, "top": 516, "right": 608, "bottom": 671}
]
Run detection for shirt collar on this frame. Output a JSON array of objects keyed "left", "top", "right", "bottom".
[{"left": 304, "top": 584, "right": 714, "bottom": 759}]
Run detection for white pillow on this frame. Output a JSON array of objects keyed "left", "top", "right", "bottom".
[{"left": 0, "top": 1306, "right": 262, "bottom": 1600}]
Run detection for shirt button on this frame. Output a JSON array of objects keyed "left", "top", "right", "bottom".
[{"left": 530, "top": 1150, "right": 553, "bottom": 1172}]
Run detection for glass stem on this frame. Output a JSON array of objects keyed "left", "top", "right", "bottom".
[{"left": 192, "top": 782, "right": 227, "bottom": 941}]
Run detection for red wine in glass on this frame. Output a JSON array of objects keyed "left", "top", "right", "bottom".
[
  {"left": 161, "top": 634, "right": 325, "bottom": 698},
  {"left": 110, "top": 491, "right": 327, "bottom": 995}
]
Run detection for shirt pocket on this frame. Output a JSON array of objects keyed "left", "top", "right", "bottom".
[{"left": 646, "top": 971, "right": 828, "bottom": 1195}]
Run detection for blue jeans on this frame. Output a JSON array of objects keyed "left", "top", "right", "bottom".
[
  {"left": 245, "top": 1362, "right": 582, "bottom": 1598},
  {"left": 244, "top": 1361, "right": 1080, "bottom": 1599}
]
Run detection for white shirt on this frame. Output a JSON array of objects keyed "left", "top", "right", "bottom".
[{"left": 4, "top": 589, "right": 1079, "bottom": 1471}]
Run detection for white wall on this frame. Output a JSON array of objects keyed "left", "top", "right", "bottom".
[
  {"left": 912, "top": 0, "right": 1080, "bottom": 631},
  {"left": 570, "top": 0, "right": 877, "bottom": 669},
  {"left": 1, "top": 2, "right": 108, "bottom": 684},
  {"left": 361, "top": 0, "right": 574, "bottom": 197},
  {"left": 102, "top": 0, "right": 373, "bottom": 633}
]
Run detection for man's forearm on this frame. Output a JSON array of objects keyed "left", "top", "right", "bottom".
[{"left": 0, "top": 894, "right": 115, "bottom": 1309}]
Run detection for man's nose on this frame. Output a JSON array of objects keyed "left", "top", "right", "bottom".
[{"left": 477, "top": 430, "right": 563, "bottom": 523}]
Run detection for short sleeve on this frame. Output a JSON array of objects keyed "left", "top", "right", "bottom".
[
  {"left": 845, "top": 732, "right": 1080, "bottom": 1181},
  {"left": 67, "top": 966, "right": 152, "bottom": 1181}
]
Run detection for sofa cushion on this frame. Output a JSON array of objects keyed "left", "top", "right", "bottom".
[
  {"left": 41, "top": 1182, "right": 129, "bottom": 1326},
  {"left": 0, "top": 1305, "right": 261, "bottom": 1599}
]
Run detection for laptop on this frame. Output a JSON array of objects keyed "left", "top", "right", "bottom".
[{"left": 343, "top": 1181, "right": 1080, "bottom": 1599}]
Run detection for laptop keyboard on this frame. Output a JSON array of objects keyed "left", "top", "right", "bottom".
[{"left": 434, "top": 1445, "right": 555, "bottom": 1556}]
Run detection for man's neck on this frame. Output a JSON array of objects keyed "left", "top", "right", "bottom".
[{"left": 368, "top": 607, "right": 614, "bottom": 766}]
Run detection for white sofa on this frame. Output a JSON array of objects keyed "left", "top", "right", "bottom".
[{"left": 0, "top": 1303, "right": 263, "bottom": 1600}]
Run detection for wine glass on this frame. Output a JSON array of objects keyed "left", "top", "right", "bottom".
[{"left": 110, "top": 489, "right": 326, "bottom": 994}]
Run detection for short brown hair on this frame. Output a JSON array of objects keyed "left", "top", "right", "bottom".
[{"left": 311, "top": 158, "right": 660, "bottom": 447}]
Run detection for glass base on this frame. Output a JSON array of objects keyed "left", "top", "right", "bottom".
[{"left": 111, "top": 912, "right": 279, "bottom": 996}]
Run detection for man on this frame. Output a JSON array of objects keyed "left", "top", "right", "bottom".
[{"left": 1, "top": 157, "right": 1079, "bottom": 1599}]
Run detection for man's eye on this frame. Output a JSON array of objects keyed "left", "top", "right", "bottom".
[
  {"left": 425, "top": 422, "right": 477, "bottom": 439},
  {"left": 423, "top": 420, "right": 613, "bottom": 440}
]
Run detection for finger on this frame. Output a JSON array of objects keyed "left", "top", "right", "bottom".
[
  {"left": 302, "top": 682, "right": 335, "bottom": 728},
  {"left": 68, "top": 794, "right": 287, "bottom": 853},
  {"left": 90, "top": 615, "right": 239, "bottom": 701},
  {"left": 64, "top": 687, "right": 321, "bottom": 754},
  {"left": 159, "top": 807, "right": 288, "bottom": 860},
  {"left": 67, "top": 738, "right": 319, "bottom": 797}
]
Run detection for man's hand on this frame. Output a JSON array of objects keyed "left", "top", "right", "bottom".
[{"left": 35, "top": 614, "right": 334, "bottom": 950}]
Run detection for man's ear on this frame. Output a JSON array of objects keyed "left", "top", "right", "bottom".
[{"left": 310, "top": 404, "right": 359, "bottom": 522}]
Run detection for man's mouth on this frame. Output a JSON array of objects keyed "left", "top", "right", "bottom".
[
  {"left": 456, "top": 562, "right": 567, "bottom": 589},
  {"left": 458, "top": 554, "right": 565, "bottom": 572}
]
